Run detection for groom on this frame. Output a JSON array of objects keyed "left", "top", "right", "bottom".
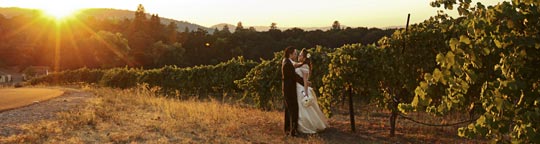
[{"left": 282, "top": 46, "right": 305, "bottom": 137}]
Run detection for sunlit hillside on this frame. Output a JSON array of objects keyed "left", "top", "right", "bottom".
[{"left": 0, "top": 7, "right": 211, "bottom": 32}]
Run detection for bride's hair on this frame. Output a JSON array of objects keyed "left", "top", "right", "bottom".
[{"left": 299, "top": 48, "right": 312, "bottom": 72}]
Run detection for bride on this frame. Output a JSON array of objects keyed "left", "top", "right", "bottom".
[{"left": 294, "top": 48, "right": 328, "bottom": 134}]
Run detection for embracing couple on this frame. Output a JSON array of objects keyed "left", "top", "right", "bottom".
[{"left": 281, "top": 46, "right": 328, "bottom": 137}]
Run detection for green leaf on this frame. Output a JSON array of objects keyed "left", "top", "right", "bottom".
[
  {"left": 460, "top": 35, "right": 471, "bottom": 44},
  {"left": 420, "top": 81, "right": 428, "bottom": 89},
  {"left": 450, "top": 38, "right": 459, "bottom": 51},
  {"left": 424, "top": 73, "right": 433, "bottom": 82},
  {"left": 398, "top": 103, "right": 414, "bottom": 113},
  {"left": 481, "top": 48, "right": 490, "bottom": 55},
  {"left": 433, "top": 68, "right": 443, "bottom": 82},
  {"left": 494, "top": 39, "right": 502, "bottom": 48},
  {"left": 441, "top": 70, "right": 450, "bottom": 85},
  {"left": 495, "top": 97, "right": 504, "bottom": 111},
  {"left": 446, "top": 51, "right": 455, "bottom": 66},
  {"left": 477, "top": 115, "right": 486, "bottom": 126},
  {"left": 411, "top": 95, "right": 420, "bottom": 107},
  {"left": 465, "top": 70, "right": 477, "bottom": 83},
  {"left": 436, "top": 53, "right": 445, "bottom": 64}
]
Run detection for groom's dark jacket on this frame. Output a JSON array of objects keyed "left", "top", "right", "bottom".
[
  {"left": 282, "top": 58, "right": 305, "bottom": 134},
  {"left": 282, "top": 59, "right": 304, "bottom": 101}
]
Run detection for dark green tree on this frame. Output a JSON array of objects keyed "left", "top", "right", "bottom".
[
  {"left": 270, "top": 22, "right": 277, "bottom": 30},
  {"left": 221, "top": 24, "right": 231, "bottom": 34},
  {"left": 166, "top": 22, "right": 178, "bottom": 44},
  {"left": 235, "top": 21, "right": 245, "bottom": 32},
  {"left": 332, "top": 20, "right": 341, "bottom": 31}
]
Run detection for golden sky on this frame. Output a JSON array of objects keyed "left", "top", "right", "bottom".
[{"left": 0, "top": 0, "right": 507, "bottom": 28}]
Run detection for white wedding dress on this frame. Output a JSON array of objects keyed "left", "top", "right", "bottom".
[{"left": 295, "top": 64, "right": 328, "bottom": 133}]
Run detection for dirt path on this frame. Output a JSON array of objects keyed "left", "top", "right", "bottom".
[
  {"left": 0, "top": 88, "right": 64, "bottom": 112},
  {"left": 0, "top": 88, "right": 93, "bottom": 137}
]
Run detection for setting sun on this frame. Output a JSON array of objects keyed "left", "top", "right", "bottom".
[{"left": 41, "top": 5, "right": 79, "bottom": 19}]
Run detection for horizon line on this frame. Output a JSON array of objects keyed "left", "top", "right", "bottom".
[{"left": 0, "top": 6, "right": 412, "bottom": 29}]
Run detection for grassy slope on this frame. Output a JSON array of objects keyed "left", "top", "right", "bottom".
[{"left": 0, "top": 86, "right": 486, "bottom": 143}]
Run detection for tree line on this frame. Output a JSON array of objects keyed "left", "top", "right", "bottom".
[{"left": 0, "top": 4, "right": 395, "bottom": 70}]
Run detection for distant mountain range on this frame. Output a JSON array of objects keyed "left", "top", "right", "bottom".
[
  {"left": 210, "top": 23, "right": 403, "bottom": 32},
  {"left": 209, "top": 23, "right": 336, "bottom": 32},
  {"left": 210, "top": 23, "right": 405, "bottom": 32},
  {"left": 1, "top": 7, "right": 403, "bottom": 33}
]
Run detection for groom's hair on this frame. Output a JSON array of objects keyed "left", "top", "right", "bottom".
[{"left": 284, "top": 46, "right": 294, "bottom": 58}]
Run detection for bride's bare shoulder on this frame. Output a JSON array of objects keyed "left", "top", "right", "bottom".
[{"left": 300, "top": 65, "right": 310, "bottom": 72}]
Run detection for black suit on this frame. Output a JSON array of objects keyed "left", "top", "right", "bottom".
[{"left": 282, "top": 58, "right": 304, "bottom": 136}]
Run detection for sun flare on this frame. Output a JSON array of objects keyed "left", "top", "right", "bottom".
[{"left": 41, "top": 5, "right": 79, "bottom": 20}]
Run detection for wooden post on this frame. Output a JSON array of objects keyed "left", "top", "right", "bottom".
[
  {"left": 406, "top": 13, "right": 410, "bottom": 32},
  {"left": 390, "top": 100, "right": 398, "bottom": 136},
  {"left": 349, "top": 86, "right": 356, "bottom": 132},
  {"left": 393, "top": 13, "right": 409, "bottom": 136},
  {"left": 401, "top": 13, "right": 411, "bottom": 54},
  {"left": 341, "top": 86, "right": 347, "bottom": 108}
]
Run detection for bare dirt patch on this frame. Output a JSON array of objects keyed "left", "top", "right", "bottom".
[{"left": 0, "top": 88, "right": 93, "bottom": 137}]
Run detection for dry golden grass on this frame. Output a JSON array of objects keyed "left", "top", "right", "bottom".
[
  {"left": 0, "top": 85, "right": 487, "bottom": 143},
  {"left": 0, "top": 85, "right": 326, "bottom": 143},
  {"left": 0, "top": 88, "right": 64, "bottom": 112}
]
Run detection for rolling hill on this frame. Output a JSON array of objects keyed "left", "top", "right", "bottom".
[{"left": 0, "top": 7, "right": 213, "bottom": 33}]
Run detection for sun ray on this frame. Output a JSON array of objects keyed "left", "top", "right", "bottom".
[
  {"left": 61, "top": 21, "right": 82, "bottom": 68},
  {"left": 71, "top": 19, "right": 136, "bottom": 66},
  {"left": 4, "top": 16, "right": 45, "bottom": 39},
  {"left": 28, "top": 16, "right": 56, "bottom": 43},
  {"left": 3, "top": 15, "right": 56, "bottom": 67},
  {"left": 26, "top": 19, "right": 53, "bottom": 65},
  {"left": 54, "top": 19, "right": 61, "bottom": 72}
]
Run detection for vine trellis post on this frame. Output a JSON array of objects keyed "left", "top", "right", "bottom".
[
  {"left": 348, "top": 85, "right": 355, "bottom": 132},
  {"left": 391, "top": 13, "right": 410, "bottom": 137}
]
